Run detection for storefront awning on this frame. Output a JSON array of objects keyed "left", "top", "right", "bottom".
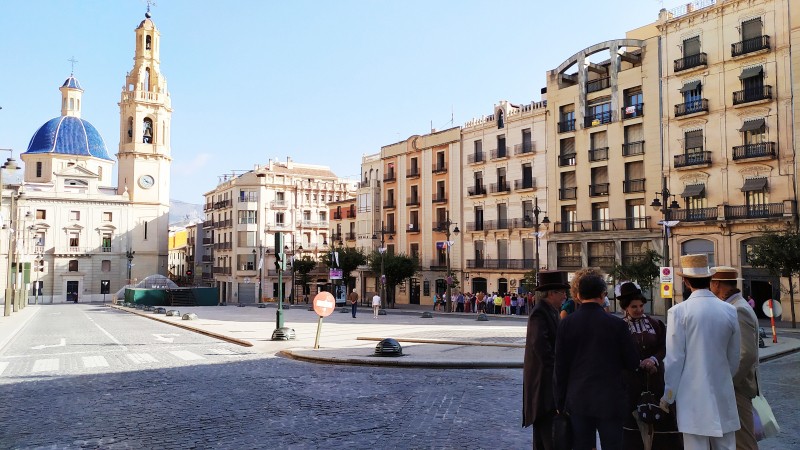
[
  {"left": 679, "top": 80, "right": 701, "bottom": 92},
  {"left": 739, "top": 119, "right": 765, "bottom": 132},
  {"left": 681, "top": 184, "right": 706, "bottom": 198},
  {"left": 741, "top": 177, "right": 768, "bottom": 192}
]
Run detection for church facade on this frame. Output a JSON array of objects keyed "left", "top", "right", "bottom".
[{"left": 6, "top": 12, "right": 171, "bottom": 304}]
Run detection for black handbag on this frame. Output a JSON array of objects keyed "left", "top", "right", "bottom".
[
  {"left": 552, "top": 412, "right": 573, "bottom": 450},
  {"left": 636, "top": 390, "right": 666, "bottom": 425}
]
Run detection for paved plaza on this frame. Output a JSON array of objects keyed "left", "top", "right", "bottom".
[{"left": 0, "top": 303, "right": 797, "bottom": 449}]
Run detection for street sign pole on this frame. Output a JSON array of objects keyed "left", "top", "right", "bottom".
[{"left": 313, "top": 291, "right": 335, "bottom": 349}]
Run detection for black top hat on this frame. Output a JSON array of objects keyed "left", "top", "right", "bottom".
[
  {"left": 535, "top": 270, "right": 570, "bottom": 292},
  {"left": 617, "top": 282, "right": 644, "bottom": 302}
]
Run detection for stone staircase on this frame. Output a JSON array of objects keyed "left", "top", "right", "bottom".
[{"left": 167, "top": 288, "right": 197, "bottom": 307}]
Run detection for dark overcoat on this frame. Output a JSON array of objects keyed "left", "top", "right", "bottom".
[{"left": 522, "top": 300, "right": 560, "bottom": 427}]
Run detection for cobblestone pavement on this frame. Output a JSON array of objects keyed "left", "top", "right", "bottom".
[
  {"left": 0, "top": 305, "right": 531, "bottom": 449},
  {"left": 759, "top": 351, "right": 800, "bottom": 450}
]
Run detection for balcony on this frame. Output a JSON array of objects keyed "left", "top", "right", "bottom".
[
  {"left": 301, "top": 219, "right": 328, "bottom": 228},
  {"left": 406, "top": 196, "right": 420, "bottom": 206},
  {"left": 731, "top": 35, "right": 770, "bottom": 58},
  {"left": 202, "top": 255, "right": 212, "bottom": 262},
  {"left": 588, "top": 256, "right": 616, "bottom": 268},
  {"left": 213, "top": 242, "right": 232, "bottom": 250},
  {"left": 407, "top": 224, "right": 420, "bottom": 233},
  {"left": 330, "top": 233, "right": 342, "bottom": 242},
  {"left": 483, "top": 219, "right": 513, "bottom": 231},
  {"left": 333, "top": 212, "right": 342, "bottom": 220},
  {"left": 622, "top": 141, "right": 645, "bottom": 157},
  {"left": 56, "top": 246, "right": 91, "bottom": 255},
  {"left": 238, "top": 193, "right": 258, "bottom": 203},
  {"left": 584, "top": 111, "right": 612, "bottom": 128},
  {"left": 675, "top": 99, "right": 709, "bottom": 117},
  {"left": 466, "top": 259, "right": 535, "bottom": 270},
  {"left": 203, "top": 203, "right": 213, "bottom": 212},
  {"left": 724, "top": 203, "right": 788, "bottom": 220},
  {"left": 202, "top": 220, "right": 213, "bottom": 229},
  {"left": 621, "top": 103, "right": 644, "bottom": 120},
  {"left": 407, "top": 167, "right": 421, "bottom": 178},
  {"left": 101, "top": 246, "right": 112, "bottom": 253},
  {"left": 514, "top": 143, "right": 534, "bottom": 155},
  {"left": 383, "top": 200, "right": 396, "bottom": 209},
  {"left": 201, "top": 273, "right": 213, "bottom": 281},
  {"left": 733, "top": 142, "right": 777, "bottom": 161},
  {"left": 432, "top": 194, "right": 447, "bottom": 204},
  {"left": 213, "top": 199, "right": 232, "bottom": 210},
  {"left": 466, "top": 221, "right": 485, "bottom": 232},
  {"left": 588, "top": 147, "right": 608, "bottom": 162},
  {"left": 270, "top": 199, "right": 288, "bottom": 209},
  {"left": 346, "top": 208, "right": 356, "bottom": 218},
  {"left": 559, "top": 187, "right": 577, "bottom": 200},
  {"left": 674, "top": 151, "right": 712, "bottom": 169},
  {"left": 589, "top": 183, "right": 610, "bottom": 197},
  {"left": 212, "top": 266, "right": 231, "bottom": 275},
  {"left": 468, "top": 185, "right": 486, "bottom": 196},
  {"left": 216, "top": 219, "right": 232, "bottom": 228},
  {"left": 467, "top": 152, "right": 485, "bottom": 164},
  {"left": 559, "top": 153, "right": 576, "bottom": 167},
  {"left": 557, "top": 256, "right": 582, "bottom": 269},
  {"left": 667, "top": 207, "right": 718, "bottom": 222},
  {"left": 345, "top": 232, "right": 356, "bottom": 241},
  {"left": 513, "top": 179, "right": 536, "bottom": 191},
  {"left": 383, "top": 171, "right": 396, "bottom": 182},
  {"left": 268, "top": 222, "right": 289, "bottom": 230},
  {"left": 490, "top": 148, "right": 509, "bottom": 160},
  {"left": 432, "top": 163, "right": 447, "bottom": 173},
  {"left": 554, "top": 217, "right": 651, "bottom": 233},
  {"left": 202, "top": 237, "right": 212, "bottom": 245},
  {"left": 429, "top": 260, "right": 448, "bottom": 271},
  {"left": 558, "top": 119, "right": 576, "bottom": 133},
  {"left": 489, "top": 182, "right": 511, "bottom": 194},
  {"left": 733, "top": 86, "right": 772, "bottom": 105},
  {"left": 674, "top": 52, "right": 707, "bottom": 72},
  {"left": 623, "top": 178, "right": 646, "bottom": 193},
  {"left": 586, "top": 77, "right": 610, "bottom": 93}
]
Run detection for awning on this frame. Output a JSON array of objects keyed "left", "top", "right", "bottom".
[
  {"left": 739, "top": 66, "right": 763, "bottom": 79},
  {"left": 741, "top": 177, "right": 768, "bottom": 192},
  {"left": 679, "top": 80, "right": 701, "bottom": 92},
  {"left": 681, "top": 184, "right": 706, "bottom": 198},
  {"left": 739, "top": 118, "right": 765, "bottom": 132}
]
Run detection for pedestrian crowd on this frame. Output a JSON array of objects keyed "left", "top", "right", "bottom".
[
  {"left": 432, "top": 290, "right": 535, "bottom": 315},
  {"left": 523, "top": 254, "right": 769, "bottom": 450}
]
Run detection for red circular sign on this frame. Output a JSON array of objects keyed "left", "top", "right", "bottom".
[
  {"left": 662, "top": 268, "right": 671, "bottom": 275},
  {"left": 313, "top": 291, "right": 336, "bottom": 317}
]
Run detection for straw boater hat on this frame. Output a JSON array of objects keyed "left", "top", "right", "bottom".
[
  {"left": 535, "top": 270, "right": 570, "bottom": 292},
  {"left": 711, "top": 266, "right": 742, "bottom": 282},
  {"left": 676, "top": 254, "right": 716, "bottom": 278}
]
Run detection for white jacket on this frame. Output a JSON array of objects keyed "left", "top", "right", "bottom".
[{"left": 662, "top": 288, "right": 741, "bottom": 437}]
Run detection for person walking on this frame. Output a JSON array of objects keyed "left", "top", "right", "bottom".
[
  {"left": 554, "top": 272, "right": 639, "bottom": 450},
  {"left": 523, "top": 270, "right": 570, "bottom": 450},
  {"left": 432, "top": 292, "right": 439, "bottom": 311},
  {"left": 455, "top": 291, "right": 465, "bottom": 312},
  {"left": 710, "top": 267, "right": 759, "bottom": 450},
  {"left": 348, "top": 289, "right": 359, "bottom": 318},
  {"left": 372, "top": 292, "right": 381, "bottom": 318},
  {"left": 660, "top": 254, "right": 741, "bottom": 450}
]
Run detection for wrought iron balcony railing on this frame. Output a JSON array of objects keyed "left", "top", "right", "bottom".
[
  {"left": 674, "top": 52, "right": 707, "bottom": 72},
  {"left": 733, "top": 86, "right": 772, "bottom": 105},
  {"left": 588, "top": 147, "right": 609, "bottom": 162},
  {"left": 732, "top": 142, "right": 776, "bottom": 161},
  {"left": 675, "top": 99, "right": 709, "bottom": 117},
  {"left": 559, "top": 187, "right": 577, "bottom": 200},
  {"left": 589, "top": 183, "right": 610, "bottom": 197},
  {"left": 674, "top": 151, "right": 712, "bottom": 168},
  {"left": 558, "top": 119, "right": 576, "bottom": 133},
  {"left": 731, "top": 35, "right": 770, "bottom": 58},
  {"left": 623, "top": 178, "right": 646, "bottom": 193},
  {"left": 622, "top": 141, "right": 645, "bottom": 156},
  {"left": 621, "top": 103, "right": 644, "bottom": 120},
  {"left": 467, "top": 152, "right": 485, "bottom": 164}
]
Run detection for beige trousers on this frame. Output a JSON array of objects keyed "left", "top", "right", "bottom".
[{"left": 734, "top": 391, "right": 758, "bottom": 450}]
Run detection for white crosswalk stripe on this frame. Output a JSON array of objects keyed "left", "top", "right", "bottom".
[
  {"left": 32, "top": 358, "right": 59, "bottom": 372},
  {"left": 127, "top": 353, "right": 158, "bottom": 364},
  {"left": 208, "top": 348, "right": 237, "bottom": 356},
  {"left": 169, "top": 350, "right": 204, "bottom": 361},
  {"left": 0, "top": 361, "right": 8, "bottom": 376},
  {"left": 82, "top": 355, "right": 109, "bottom": 368}
]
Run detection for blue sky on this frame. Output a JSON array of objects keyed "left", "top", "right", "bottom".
[{"left": 0, "top": 0, "right": 687, "bottom": 204}]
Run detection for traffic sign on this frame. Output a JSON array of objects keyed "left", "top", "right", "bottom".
[
  {"left": 660, "top": 267, "right": 674, "bottom": 283},
  {"left": 660, "top": 282, "right": 673, "bottom": 298},
  {"left": 313, "top": 291, "right": 336, "bottom": 317}
]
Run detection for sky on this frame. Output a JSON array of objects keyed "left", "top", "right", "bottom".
[{"left": 0, "top": 0, "right": 692, "bottom": 205}]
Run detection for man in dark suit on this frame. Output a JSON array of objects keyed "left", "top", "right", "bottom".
[
  {"left": 523, "top": 270, "right": 570, "bottom": 450},
  {"left": 554, "top": 273, "right": 639, "bottom": 450}
]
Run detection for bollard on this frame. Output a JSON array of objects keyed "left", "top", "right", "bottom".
[
  {"left": 166, "top": 310, "right": 180, "bottom": 317},
  {"left": 476, "top": 313, "right": 489, "bottom": 321},
  {"left": 154, "top": 307, "right": 167, "bottom": 314},
  {"left": 421, "top": 311, "right": 434, "bottom": 318},
  {"left": 182, "top": 313, "right": 198, "bottom": 320},
  {"left": 374, "top": 338, "right": 403, "bottom": 357}
]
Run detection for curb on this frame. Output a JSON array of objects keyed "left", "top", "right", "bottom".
[
  {"left": 278, "top": 349, "right": 522, "bottom": 369},
  {"left": 0, "top": 306, "right": 41, "bottom": 351},
  {"left": 356, "top": 336, "right": 524, "bottom": 348},
  {"left": 107, "top": 305, "right": 254, "bottom": 347}
]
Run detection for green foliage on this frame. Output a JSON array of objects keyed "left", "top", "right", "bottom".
[
  {"left": 367, "top": 251, "right": 420, "bottom": 307},
  {"left": 521, "top": 270, "right": 538, "bottom": 292},
  {"left": 609, "top": 249, "right": 662, "bottom": 291},
  {"left": 320, "top": 247, "right": 366, "bottom": 289},
  {"left": 292, "top": 257, "right": 316, "bottom": 294},
  {"left": 748, "top": 229, "right": 800, "bottom": 278}
]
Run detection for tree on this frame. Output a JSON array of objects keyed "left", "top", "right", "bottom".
[
  {"left": 321, "top": 246, "right": 366, "bottom": 292},
  {"left": 367, "top": 251, "right": 420, "bottom": 308},
  {"left": 609, "top": 250, "right": 662, "bottom": 303},
  {"left": 292, "top": 257, "right": 316, "bottom": 301},
  {"left": 747, "top": 229, "right": 800, "bottom": 328}
]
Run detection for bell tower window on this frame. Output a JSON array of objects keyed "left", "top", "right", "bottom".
[
  {"left": 146, "top": 35, "right": 152, "bottom": 50},
  {"left": 143, "top": 118, "right": 153, "bottom": 144},
  {"left": 127, "top": 117, "right": 133, "bottom": 142},
  {"left": 144, "top": 67, "right": 151, "bottom": 91},
  {"left": 36, "top": 162, "right": 42, "bottom": 178}
]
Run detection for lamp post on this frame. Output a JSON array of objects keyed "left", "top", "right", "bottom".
[
  {"left": 527, "top": 197, "right": 550, "bottom": 289},
  {"left": 252, "top": 246, "right": 263, "bottom": 305},
  {"left": 33, "top": 251, "right": 42, "bottom": 305},
  {"left": 440, "top": 211, "right": 460, "bottom": 313},
  {"left": 126, "top": 249, "right": 135, "bottom": 285},
  {"left": 1, "top": 151, "right": 20, "bottom": 316},
  {"left": 650, "top": 176, "right": 681, "bottom": 308},
  {"left": 371, "top": 221, "right": 393, "bottom": 309},
  {"left": 285, "top": 235, "right": 303, "bottom": 304}
]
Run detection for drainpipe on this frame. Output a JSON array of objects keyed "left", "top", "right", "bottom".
[{"left": 788, "top": 0, "right": 799, "bottom": 231}]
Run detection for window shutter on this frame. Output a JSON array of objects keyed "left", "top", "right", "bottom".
[{"left": 742, "top": 18, "right": 762, "bottom": 40}]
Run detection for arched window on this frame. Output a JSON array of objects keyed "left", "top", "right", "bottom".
[
  {"left": 144, "top": 67, "right": 151, "bottom": 91},
  {"left": 142, "top": 118, "right": 153, "bottom": 143},
  {"left": 69, "top": 98, "right": 74, "bottom": 110},
  {"left": 146, "top": 35, "right": 152, "bottom": 50},
  {"left": 681, "top": 239, "right": 715, "bottom": 266},
  {"left": 68, "top": 260, "right": 79, "bottom": 272},
  {"left": 497, "top": 110, "right": 505, "bottom": 129}
]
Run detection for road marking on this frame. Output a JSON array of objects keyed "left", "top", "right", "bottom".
[
  {"left": 209, "top": 348, "right": 237, "bottom": 356},
  {"left": 82, "top": 309, "right": 125, "bottom": 349},
  {"left": 32, "top": 338, "right": 66, "bottom": 350},
  {"left": 153, "top": 333, "right": 180, "bottom": 343},
  {"left": 169, "top": 350, "right": 204, "bottom": 361},
  {"left": 32, "top": 358, "right": 59, "bottom": 372},
  {"left": 127, "top": 353, "right": 158, "bottom": 364},
  {"left": 0, "top": 362, "right": 8, "bottom": 376},
  {"left": 82, "top": 355, "right": 109, "bottom": 368}
]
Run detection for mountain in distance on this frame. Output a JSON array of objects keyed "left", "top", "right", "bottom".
[{"left": 169, "top": 199, "right": 205, "bottom": 226}]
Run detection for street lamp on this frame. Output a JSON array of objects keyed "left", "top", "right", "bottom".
[
  {"left": 439, "top": 211, "right": 460, "bottom": 313},
  {"left": 650, "top": 176, "right": 681, "bottom": 308},
  {"left": 1, "top": 151, "right": 20, "bottom": 316},
  {"left": 33, "top": 251, "right": 43, "bottom": 305},
  {"left": 371, "top": 221, "right": 394, "bottom": 310},
  {"left": 252, "top": 246, "right": 263, "bottom": 306},
  {"left": 126, "top": 249, "right": 135, "bottom": 285},
  {"left": 525, "top": 197, "right": 550, "bottom": 290}
]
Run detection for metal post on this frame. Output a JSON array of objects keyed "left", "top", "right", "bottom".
[
  {"left": 0, "top": 151, "right": 18, "bottom": 316},
  {"left": 445, "top": 224, "right": 452, "bottom": 312},
  {"left": 651, "top": 175, "right": 679, "bottom": 311},
  {"left": 257, "top": 246, "right": 263, "bottom": 304}
]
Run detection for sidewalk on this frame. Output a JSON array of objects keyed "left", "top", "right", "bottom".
[{"left": 105, "top": 303, "right": 800, "bottom": 368}]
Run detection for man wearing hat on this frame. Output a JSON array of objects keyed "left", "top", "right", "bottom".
[
  {"left": 522, "top": 270, "right": 569, "bottom": 450},
  {"left": 660, "top": 254, "right": 741, "bottom": 450},
  {"left": 711, "top": 267, "right": 759, "bottom": 450}
]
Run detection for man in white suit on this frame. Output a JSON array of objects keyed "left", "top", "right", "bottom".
[{"left": 660, "top": 254, "right": 741, "bottom": 450}]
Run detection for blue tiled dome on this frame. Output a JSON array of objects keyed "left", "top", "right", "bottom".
[
  {"left": 25, "top": 116, "right": 113, "bottom": 161},
  {"left": 61, "top": 76, "right": 83, "bottom": 90}
]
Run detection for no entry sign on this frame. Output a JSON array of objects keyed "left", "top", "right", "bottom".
[{"left": 313, "top": 291, "right": 336, "bottom": 317}]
